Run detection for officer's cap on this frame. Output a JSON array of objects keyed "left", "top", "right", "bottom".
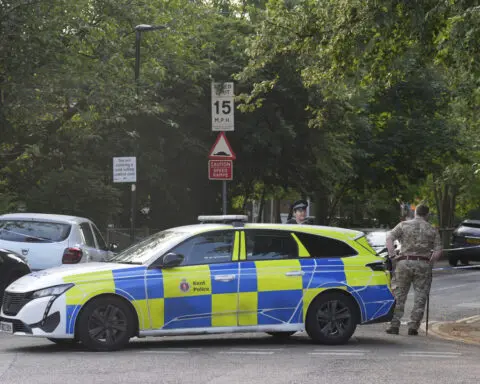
[{"left": 292, "top": 199, "right": 308, "bottom": 211}]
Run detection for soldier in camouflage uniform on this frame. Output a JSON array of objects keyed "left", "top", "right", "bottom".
[{"left": 385, "top": 204, "right": 442, "bottom": 335}]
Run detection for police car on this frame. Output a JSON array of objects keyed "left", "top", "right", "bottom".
[{"left": 0, "top": 216, "right": 395, "bottom": 351}]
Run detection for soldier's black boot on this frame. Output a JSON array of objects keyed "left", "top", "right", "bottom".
[
  {"left": 408, "top": 329, "right": 418, "bottom": 336},
  {"left": 386, "top": 327, "right": 399, "bottom": 335}
]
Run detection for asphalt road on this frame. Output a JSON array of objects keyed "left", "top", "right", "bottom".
[{"left": 0, "top": 262, "right": 479, "bottom": 384}]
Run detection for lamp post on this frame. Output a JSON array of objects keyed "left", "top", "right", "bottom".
[
  {"left": 135, "top": 24, "right": 168, "bottom": 87},
  {"left": 130, "top": 24, "right": 167, "bottom": 243}
]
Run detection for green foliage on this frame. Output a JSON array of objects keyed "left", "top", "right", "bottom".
[{"left": 0, "top": 0, "right": 478, "bottom": 232}]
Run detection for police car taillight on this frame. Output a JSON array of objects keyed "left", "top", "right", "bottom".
[{"left": 62, "top": 247, "right": 83, "bottom": 264}]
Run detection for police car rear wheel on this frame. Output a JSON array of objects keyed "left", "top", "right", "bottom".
[
  {"left": 77, "top": 297, "right": 134, "bottom": 352},
  {"left": 306, "top": 293, "right": 357, "bottom": 345}
]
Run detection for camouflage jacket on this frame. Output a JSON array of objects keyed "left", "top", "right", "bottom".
[{"left": 388, "top": 217, "right": 442, "bottom": 257}]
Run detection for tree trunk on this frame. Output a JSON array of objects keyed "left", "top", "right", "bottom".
[
  {"left": 256, "top": 185, "right": 266, "bottom": 223},
  {"left": 314, "top": 190, "right": 330, "bottom": 225},
  {"left": 433, "top": 179, "right": 457, "bottom": 252}
]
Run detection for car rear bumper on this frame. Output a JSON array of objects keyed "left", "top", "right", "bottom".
[{"left": 362, "top": 300, "right": 396, "bottom": 325}]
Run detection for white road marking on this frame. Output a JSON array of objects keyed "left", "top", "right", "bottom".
[
  {"left": 455, "top": 302, "right": 480, "bottom": 308},
  {"left": 230, "top": 348, "right": 284, "bottom": 351},
  {"left": 431, "top": 284, "right": 473, "bottom": 292},
  {"left": 402, "top": 351, "right": 461, "bottom": 355},
  {"left": 224, "top": 351, "right": 275, "bottom": 355},
  {"left": 400, "top": 351, "right": 461, "bottom": 358},
  {"left": 313, "top": 349, "right": 371, "bottom": 352},
  {"left": 309, "top": 352, "right": 366, "bottom": 356},
  {"left": 138, "top": 350, "right": 190, "bottom": 354}
]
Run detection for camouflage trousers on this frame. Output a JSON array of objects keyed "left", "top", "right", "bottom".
[{"left": 390, "top": 259, "right": 433, "bottom": 330}]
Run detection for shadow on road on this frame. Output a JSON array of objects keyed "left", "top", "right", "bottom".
[{"left": 5, "top": 332, "right": 406, "bottom": 354}]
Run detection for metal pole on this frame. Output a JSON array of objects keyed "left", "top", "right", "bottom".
[
  {"left": 131, "top": 183, "right": 136, "bottom": 243},
  {"left": 132, "top": 30, "right": 141, "bottom": 243},
  {"left": 135, "top": 30, "right": 141, "bottom": 87},
  {"left": 222, "top": 180, "right": 227, "bottom": 214},
  {"left": 425, "top": 292, "right": 430, "bottom": 336}
]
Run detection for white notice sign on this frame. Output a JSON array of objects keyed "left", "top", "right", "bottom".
[
  {"left": 113, "top": 157, "right": 136, "bottom": 183},
  {"left": 211, "top": 82, "right": 234, "bottom": 131}
]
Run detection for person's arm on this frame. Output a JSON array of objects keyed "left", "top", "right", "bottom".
[
  {"left": 386, "top": 224, "right": 402, "bottom": 259},
  {"left": 430, "top": 230, "right": 443, "bottom": 263}
]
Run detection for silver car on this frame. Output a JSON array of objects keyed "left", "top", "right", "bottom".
[{"left": 0, "top": 213, "right": 115, "bottom": 271}]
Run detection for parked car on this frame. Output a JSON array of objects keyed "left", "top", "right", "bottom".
[
  {"left": 0, "top": 213, "right": 116, "bottom": 271},
  {"left": 448, "top": 219, "right": 480, "bottom": 266},
  {"left": 0, "top": 248, "right": 31, "bottom": 305},
  {"left": 356, "top": 229, "right": 401, "bottom": 257},
  {"left": 0, "top": 215, "right": 394, "bottom": 351}
]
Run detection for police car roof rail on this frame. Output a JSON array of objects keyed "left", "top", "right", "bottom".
[{"left": 197, "top": 215, "right": 248, "bottom": 227}]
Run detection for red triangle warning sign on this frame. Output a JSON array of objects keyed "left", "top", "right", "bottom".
[{"left": 208, "top": 132, "right": 236, "bottom": 160}]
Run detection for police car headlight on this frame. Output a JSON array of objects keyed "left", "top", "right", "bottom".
[{"left": 31, "top": 284, "right": 74, "bottom": 299}]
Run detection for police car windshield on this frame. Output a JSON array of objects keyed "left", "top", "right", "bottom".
[{"left": 108, "top": 230, "right": 189, "bottom": 265}]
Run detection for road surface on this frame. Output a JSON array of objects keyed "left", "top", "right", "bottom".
[{"left": 0, "top": 262, "right": 478, "bottom": 384}]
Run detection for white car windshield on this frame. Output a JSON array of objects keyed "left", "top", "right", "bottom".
[{"left": 108, "top": 230, "right": 190, "bottom": 265}]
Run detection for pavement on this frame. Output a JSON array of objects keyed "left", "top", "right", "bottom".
[{"left": 0, "top": 259, "right": 478, "bottom": 384}]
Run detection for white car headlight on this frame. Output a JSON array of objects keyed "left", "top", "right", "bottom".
[{"left": 31, "top": 284, "right": 74, "bottom": 299}]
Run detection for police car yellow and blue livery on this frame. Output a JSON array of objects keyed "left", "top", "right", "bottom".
[{"left": 0, "top": 216, "right": 395, "bottom": 351}]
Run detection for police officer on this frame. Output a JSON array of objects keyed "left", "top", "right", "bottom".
[
  {"left": 385, "top": 204, "right": 442, "bottom": 336},
  {"left": 286, "top": 200, "right": 314, "bottom": 224}
]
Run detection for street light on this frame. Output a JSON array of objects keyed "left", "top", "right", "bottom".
[
  {"left": 135, "top": 24, "right": 168, "bottom": 84},
  {"left": 130, "top": 24, "right": 167, "bottom": 243}
]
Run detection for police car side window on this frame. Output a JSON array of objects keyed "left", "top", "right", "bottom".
[
  {"left": 170, "top": 230, "right": 234, "bottom": 266},
  {"left": 246, "top": 230, "right": 298, "bottom": 260},
  {"left": 294, "top": 232, "right": 357, "bottom": 258}
]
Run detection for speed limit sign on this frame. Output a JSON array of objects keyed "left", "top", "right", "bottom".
[{"left": 211, "top": 82, "right": 234, "bottom": 131}]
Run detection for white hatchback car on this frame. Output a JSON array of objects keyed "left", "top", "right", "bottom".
[{"left": 0, "top": 213, "right": 114, "bottom": 271}]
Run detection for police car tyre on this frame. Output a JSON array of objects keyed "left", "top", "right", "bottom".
[
  {"left": 77, "top": 296, "right": 135, "bottom": 352},
  {"left": 305, "top": 292, "right": 358, "bottom": 345},
  {"left": 448, "top": 257, "right": 458, "bottom": 267},
  {"left": 266, "top": 332, "right": 296, "bottom": 338}
]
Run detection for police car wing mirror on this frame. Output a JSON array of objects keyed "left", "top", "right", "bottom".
[{"left": 161, "top": 252, "right": 184, "bottom": 268}]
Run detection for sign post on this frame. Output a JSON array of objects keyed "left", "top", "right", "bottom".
[
  {"left": 208, "top": 132, "right": 236, "bottom": 214},
  {"left": 211, "top": 81, "right": 235, "bottom": 214},
  {"left": 113, "top": 157, "right": 137, "bottom": 242},
  {"left": 211, "top": 82, "right": 234, "bottom": 131}
]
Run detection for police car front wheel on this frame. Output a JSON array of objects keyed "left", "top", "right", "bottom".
[
  {"left": 305, "top": 292, "right": 358, "bottom": 345},
  {"left": 77, "top": 296, "right": 135, "bottom": 352}
]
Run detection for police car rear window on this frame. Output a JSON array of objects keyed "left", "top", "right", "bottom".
[
  {"left": 0, "top": 220, "right": 71, "bottom": 243},
  {"left": 294, "top": 232, "right": 357, "bottom": 258},
  {"left": 245, "top": 230, "right": 298, "bottom": 260}
]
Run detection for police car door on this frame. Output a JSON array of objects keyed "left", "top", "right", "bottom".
[
  {"left": 146, "top": 229, "right": 239, "bottom": 330},
  {"left": 238, "top": 229, "right": 304, "bottom": 327}
]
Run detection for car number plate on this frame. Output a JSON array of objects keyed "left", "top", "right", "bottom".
[
  {"left": 0, "top": 321, "right": 13, "bottom": 334},
  {"left": 466, "top": 238, "right": 480, "bottom": 244}
]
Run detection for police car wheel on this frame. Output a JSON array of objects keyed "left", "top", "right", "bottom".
[
  {"left": 77, "top": 297, "right": 135, "bottom": 352},
  {"left": 266, "top": 332, "right": 296, "bottom": 338},
  {"left": 305, "top": 292, "right": 357, "bottom": 345}
]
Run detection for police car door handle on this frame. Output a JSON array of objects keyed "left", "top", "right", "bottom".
[
  {"left": 285, "top": 271, "right": 305, "bottom": 277},
  {"left": 214, "top": 274, "right": 236, "bottom": 282}
]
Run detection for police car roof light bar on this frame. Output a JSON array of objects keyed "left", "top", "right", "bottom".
[{"left": 197, "top": 215, "right": 249, "bottom": 226}]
